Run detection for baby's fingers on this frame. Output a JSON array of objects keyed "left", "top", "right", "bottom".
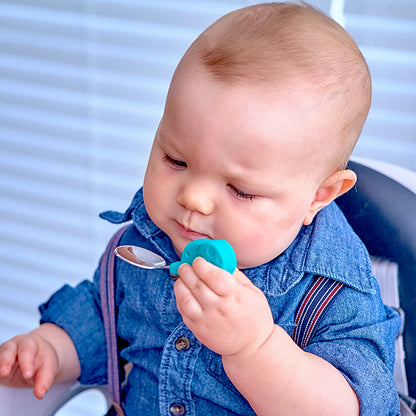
[
  {"left": 33, "top": 358, "right": 56, "bottom": 399},
  {"left": 16, "top": 336, "right": 39, "bottom": 380},
  {"left": 191, "top": 257, "right": 236, "bottom": 296},
  {"left": 0, "top": 333, "right": 59, "bottom": 396},
  {"left": 0, "top": 340, "right": 18, "bottom": 377},
  {"left": 17, "top": 335, "right": 58, "bottom": 398}
]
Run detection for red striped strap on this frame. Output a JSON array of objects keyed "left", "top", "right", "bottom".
[{"left": 292, "top": 276, "right": 344, "bottom": 349}]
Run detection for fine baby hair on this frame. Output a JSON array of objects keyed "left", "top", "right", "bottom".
[{"left": 184, "top": 1, "right": 372, "bottom": 171}]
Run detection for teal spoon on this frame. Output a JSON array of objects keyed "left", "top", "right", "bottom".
[{"left": 114, "top": 239, "right": 237, "bottom": 275}]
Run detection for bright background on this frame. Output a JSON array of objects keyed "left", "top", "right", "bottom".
[{"left": 0, "top": 0, "right": 415, "bottom": 414}]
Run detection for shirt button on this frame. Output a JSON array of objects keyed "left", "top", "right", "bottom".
[
  {"left": 175, "top": 336, "right": 191, "bottom": 352},
  {"left": 169, "top": 402, "right": 186, "bottom": 415}
]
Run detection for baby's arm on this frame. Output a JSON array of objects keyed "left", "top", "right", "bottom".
[
  {"left": 0, "top": 323, "right": 80, "bottom": 399},
  {"left": 175, "top": 258, "right": 359, "bottom": 416},
  {"left": 222, "top": 323, "right": 359, "bottom": 416}
]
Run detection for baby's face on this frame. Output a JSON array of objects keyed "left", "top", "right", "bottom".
[{"left": 143, "top": 65, "right": 327, "bottom": 269}]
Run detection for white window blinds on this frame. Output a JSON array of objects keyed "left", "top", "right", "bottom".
[
  {"left": 345, "top": 1, "right": 416, "bottom": 169},
  {"left": 0, "top": 0, "right": 248, "bottom": 340}
]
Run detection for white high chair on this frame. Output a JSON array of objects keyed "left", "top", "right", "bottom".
[
  {"left": 0, "top": 158, "right": 415, "bottom": 416},
  {"left": 0, "top": 381, "right": 110, "bottom": 415}
]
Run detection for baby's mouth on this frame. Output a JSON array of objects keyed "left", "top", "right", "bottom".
[{"left": 176, "top": 222, "right": 210, "bottom": 240}]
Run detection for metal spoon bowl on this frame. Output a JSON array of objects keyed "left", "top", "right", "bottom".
[{"left": 114, "top": 245, "right": 170, "bottom": 269}]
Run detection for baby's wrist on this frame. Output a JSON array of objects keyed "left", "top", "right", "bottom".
[{"left": 221, "top": 323, "right": 276, "bottom": 365}]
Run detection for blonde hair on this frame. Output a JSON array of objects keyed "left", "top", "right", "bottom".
[{"left": 185, "top": 1, "right": 372, "bottom": 170}]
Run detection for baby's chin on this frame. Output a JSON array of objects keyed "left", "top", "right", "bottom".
[
  {"left": 169, "top": 236, "right": 188, "bottom": 259},
  {"left": 169, "top": 234, "right": 285, "bottom": 270},
  {"left": 235, "top": 248, "right": 287, "bottom": 270}
]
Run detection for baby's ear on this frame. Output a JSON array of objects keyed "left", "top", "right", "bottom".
[{"left": 303, "top": 169, "right": 356, "bottom": 225}]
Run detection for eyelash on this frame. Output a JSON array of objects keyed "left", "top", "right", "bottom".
[
  {"left": 163, "top": 154, "right": 255, "bottom": 201},
  {"left": 228, "top": 184, "right": 256, "bottom": 201},
  {"left": 163, "top": 154, "right": 187, "bottom": 168}
]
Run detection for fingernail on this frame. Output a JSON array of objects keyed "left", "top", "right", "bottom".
[
  {"left": 35, "top": 388, "right": 45, "bottom": 399},
  {"left": 192, "top": 256, "right": 204, "bottom": 265}
]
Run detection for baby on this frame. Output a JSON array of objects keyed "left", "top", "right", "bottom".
[{"left": 0, "top": 2, "right": 401, "bottom": 415}]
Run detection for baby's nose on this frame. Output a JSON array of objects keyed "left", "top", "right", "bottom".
[{"left": 177, "top": 180, "right": 215, "bottom": 215}]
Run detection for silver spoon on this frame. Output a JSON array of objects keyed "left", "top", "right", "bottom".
[
  {"left": 114, "top": 245, "right": 170, "bottom": 270},
  {"left": 114, "top": 239, "right": 237, "bottom": 276}
]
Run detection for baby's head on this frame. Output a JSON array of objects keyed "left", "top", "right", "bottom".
[
  {"left": 143, "top": 2, "right": 371, "bottom": 268},
  {"left": 189, "top": 1, "right": 371, "bottom": 173}
]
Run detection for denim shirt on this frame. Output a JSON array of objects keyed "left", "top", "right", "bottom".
[{"left": 40, "top": 188, "right": 401, "bottom": 415}]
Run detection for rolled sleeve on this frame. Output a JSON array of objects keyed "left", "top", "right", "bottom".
[{"left": 39, "top": 273, "right": 108, "bottom": 385}]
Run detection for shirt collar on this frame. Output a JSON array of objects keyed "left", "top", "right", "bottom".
[
  {"left": 99, "top": 188, "right": 177, "bottom": 263},
  {"left": 101, "top": 189, "right": 375, "bottom": 295},
  {"left": 291, "top": 202, "right": 375, "bottom": 294},
  {"left": 100, "top": 188, "right": 160, "bottom": 238}
]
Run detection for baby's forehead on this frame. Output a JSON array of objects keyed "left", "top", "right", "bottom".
[
  {"left": 172, "top": 2, "right": 370, "bottom": 174},
  {"left": 171, "top": 52, "right": 365, "bottom": 173}
]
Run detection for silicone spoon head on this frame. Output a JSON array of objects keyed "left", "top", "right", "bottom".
[{"left": 169, "top": 239, "right": 237, "bottom": 275}]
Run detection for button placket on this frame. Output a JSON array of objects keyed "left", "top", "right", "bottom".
[{"left": 159, "top": 323, "right": 200, "bottom": 416}]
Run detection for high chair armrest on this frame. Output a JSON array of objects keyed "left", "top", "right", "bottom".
[{"left": 0, "top": 381, "right": 111, "bottom": 416}]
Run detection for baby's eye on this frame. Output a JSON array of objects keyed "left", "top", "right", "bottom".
[
  {"left": 163, "top": 154, "right": 187, "bottom": 168},
  {"left": 228, "top": 184, "right": 256, "bottom": 201}
]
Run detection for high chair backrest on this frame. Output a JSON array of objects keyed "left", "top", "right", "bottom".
[{"left": 337, "top": 159, "right": 416, "bottom": 399}]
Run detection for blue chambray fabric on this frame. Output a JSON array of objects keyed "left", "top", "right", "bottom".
[{"left": 39, "top": 188, "right": 401, "bottom": 415}]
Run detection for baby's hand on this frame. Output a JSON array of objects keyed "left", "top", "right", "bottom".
[
  {"left": 0, "top": 331, "right": 59, "bottom": 399},
  {"left": 174, "top": 257, "right": 274, "bottom": 358}
]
